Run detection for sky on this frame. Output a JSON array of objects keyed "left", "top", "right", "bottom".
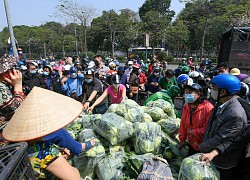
[{"left": 0, "top": 0, "right": 185, "bottom": 31}]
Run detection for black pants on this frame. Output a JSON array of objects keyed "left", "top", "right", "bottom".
[{"left": 216, "top": 167, "right": 234, "bottom": 180}]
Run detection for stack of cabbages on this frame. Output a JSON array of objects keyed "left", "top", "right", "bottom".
[{"left": 65, "top": 99, "right": 215, "bottom": 180}]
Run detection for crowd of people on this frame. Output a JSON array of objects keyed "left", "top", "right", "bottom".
[{"left": 1, "top": 47, "right": 250, "bottom": 179}]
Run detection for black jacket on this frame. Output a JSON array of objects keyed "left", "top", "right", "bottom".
[
  {"left": 199, "top": 96, "right": 247, "bottom": 169},
  {"left": 23, "top": 72, "right": 46, "bottom": 94},
  {"left": 215, "top": 97, "right": 250, "bottom": 155}
]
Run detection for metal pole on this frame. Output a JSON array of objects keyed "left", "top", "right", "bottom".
[{"left": 3, "top": 0, "right": 18, "bottom": 57}]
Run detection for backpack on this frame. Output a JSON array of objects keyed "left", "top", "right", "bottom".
[{"left": 137, "top": 157, "right": 174, "bottom": 180}]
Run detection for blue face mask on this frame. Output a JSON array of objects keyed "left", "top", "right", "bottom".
[
  {"left": 128, "top": 65, "right": 132, "bottom": 69},
  {"left": 29, "top": 70, "right": 37, "bottom": 74},
  {"left": 43, "top": 72, "right": 50, "bottom": 76},
  {"left": 184, "top": 94, "right": 196, "bottom": 103},
  {"left": 78, "top": 73, "right": 84, "bottom": 78},
  {"left": 138, "top": 69, "right": 142, "bottom": 73},
  {"left": 70, "top": 73, "right": 77, "bottom": 78},
  {"left": 85, "top": 78, "right": 93, "bottom": 83}
]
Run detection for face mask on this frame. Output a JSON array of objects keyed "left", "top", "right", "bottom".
[
  {"left": 78, "top": 73, "right": 84, "bottom": 78},
  {"left": 184, "top": 94, "right": 196, "bottom": 103},
  {"left": 138, "top": 69, "right": 142, "bottom": 73},
  {"left": 113, "top": 84, "right": 120, "bottom": 89},
  {"left": 43, "top": 72, "right": 49, "bottom": 76},
  {"left": 128, "top": 65, "right": 132, "bottom": 69},
  {"left": 211, "top": 89, "right": 219, "bottom": 100},
  {"left": 85, "top": 78, "right": 93, "bottom": 83},
  {"left": 154, "top": 72, "right": 159, "bottom": 76},
  {"left": 29, "top": 70, "right": 37, "bottom": 74}
]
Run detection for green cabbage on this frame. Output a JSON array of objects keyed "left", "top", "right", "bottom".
[
  {"left": 146, "top": 99, "right": 177, "bottom": 118},
  {"left": 93, "top": 113, "right": 134, "bottom": 145},
  {"left": 116, "top": 100, "right": 144, "bottom": 122},
  {"left": 157, "top": 118, "right": 180, "bottom": 136},
  {"left": 179, "top": 153, "right": 220, "bottom": 180},
  {"left": 134, "top": 122, "right": 162, "bottom": 154},
  {"left": 141, "top": 113, "right": 153, "bottom": 122},
  {"left": 73, "top": 129, "right": 106, "bottom": 178},
  {"left": 147, "top": 107, "right": 168, "bottom": 121},
  {"left": 106, "top": 104, "right": 119, "bottom": 113}
]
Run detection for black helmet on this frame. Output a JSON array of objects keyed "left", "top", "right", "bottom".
[
  {"left": 185, "top": 83, "right": 203, "bottom": 92},
  {"left": 83, "top": 68, "right": 94, "bottom": 75},
  {"left": 111, "top": 74, "right": 120, "bottom": 84}
]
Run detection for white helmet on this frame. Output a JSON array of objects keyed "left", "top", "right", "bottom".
[{"left": 88, "top": 61, "right": 95, "bottom": 68}]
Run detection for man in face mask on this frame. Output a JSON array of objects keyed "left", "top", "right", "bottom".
[
  {"left": 22, "top": 62, "right": 46, "bottom": 95},
  {"left": 82, "top": 68, "right": 106, "bottom": 114},
  {"left": 42, "top": 64, "right": 52, "bottom": 90},
  {"left": 121, "top": 60, "right": 133, "bottom": 86},
  {"left": 200, "top": 74, "right": 247, "bottom": 180},
  {"left": 61, "top": 67, "right": 84, "bottom": 101},
  {"left": 147, "top": 67, "right": 162, "bottom": 93}
]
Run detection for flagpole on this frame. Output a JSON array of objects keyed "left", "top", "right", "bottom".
[{"left": 3, "top": 0, "right": 18, "bottom": 57}]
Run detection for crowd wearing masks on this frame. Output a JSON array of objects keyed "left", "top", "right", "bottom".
[{"left": 2, "top": 46, "right": 250, "bottom": 180}]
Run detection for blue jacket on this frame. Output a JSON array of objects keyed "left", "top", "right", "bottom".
[{"left": 61, "top": 74, "right": 84, "bottom": 96}]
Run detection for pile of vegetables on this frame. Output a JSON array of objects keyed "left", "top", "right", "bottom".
[{"left": 64, "top": 99, "right": 217, "bottom": 180}]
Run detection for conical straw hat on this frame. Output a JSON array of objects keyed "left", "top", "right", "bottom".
[{"left": 3, "top": 87, "right": 83, "bottom": 142}]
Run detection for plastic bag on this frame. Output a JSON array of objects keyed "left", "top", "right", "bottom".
[
  {"left": 93, "top": 113, "right": 134, "bottom": 145},
  {"left": 134, "top": 122, "right": 162, "bottom": 154},
  {"left": 147, "top": 107, "right": 168, "bottom": 122},
  {"left": 146, "top": 99, "right": 177, "bottom": 118},
  {"left": 95, "top": 148, "right": 125, "bottom": 180},
  {"left": 73, "top": 129, "right": 105, "bottom": 179},
  {"left": 116, "top": 99, "right": 144, "bottom": 123},
  {"left": 178, "top": 153, "right": 220, "bottom": 180},
  {"left": 141, "top": 113, "right": 153, "bottom": 123},
  {"left": 157, "top": 118, "right": 180, "bottom": 136}
]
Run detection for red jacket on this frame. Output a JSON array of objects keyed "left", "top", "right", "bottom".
[
  {"left": 139, "top": 72, "right": 147, "bottom": 84},
  {"left": 178, "top": 100, "right": 214, "bottom": 150}
]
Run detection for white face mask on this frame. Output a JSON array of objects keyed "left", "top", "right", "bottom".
[
  {"left": 113, "top": 84, "right": 120, "bottom": 89},
  {"left": 211, "top": 89, "right": 219, "bottom": 100},
  {"left": 154, "top": 72, "right": 159, "bottom": 76}
]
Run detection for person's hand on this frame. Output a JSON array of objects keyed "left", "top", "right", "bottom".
[
  {"left": 61, "top": 148, "right": 71, "bottom": 159},
  {"left": 4, "top": 69, "right": 22, "bottom": 88},
  {"left": 87, "top": 105, "right": 94, "bottom": 113},
  {"left": 61, "top": 76, "right": 68, "bottom": 85},
  {"left": 199, "top": 150, "right": 219, "bottom": 164},
  {"left": 58, "top": 70, "right": 63, "bottom": 77},
  {"left": 82, "top": 139, "right": 96, "bottom": 151},
  {"left": 154, "top": 82, "right": 158, "bottom": 86},
  {"left": 83, "top": 102, "right": 90, "bottom": 110}
]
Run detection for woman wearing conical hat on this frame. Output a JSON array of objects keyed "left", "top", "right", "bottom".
[{"left": 3, "top": 87, "right": 95, "bottom": 179}]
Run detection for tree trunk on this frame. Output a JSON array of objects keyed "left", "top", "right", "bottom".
[{"left": 201, "top": 16, "right": 208, "bottom": 62}]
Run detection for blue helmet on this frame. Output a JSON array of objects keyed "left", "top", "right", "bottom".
[
  {"left": 118, "top": 66, "right": 124, "bottom": 71},
  {"left": 43, "top": 60, "right": 50, "bottom": 66},
  {"left": 177, "top": 74, "right": 189, "bottom": 85},
  {"left": 114, "top": 60, "right": 120, "bottom": 66},
  {"left": 211, "top": 74, "right": 241, "bottom": 95},
  {"left": 69, "top": 67, "right": 77, "bottom": 73}
]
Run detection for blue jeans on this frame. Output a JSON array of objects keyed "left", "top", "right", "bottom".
[{"left": 94, "top": 103, "right": 107, "bottom": 114}]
